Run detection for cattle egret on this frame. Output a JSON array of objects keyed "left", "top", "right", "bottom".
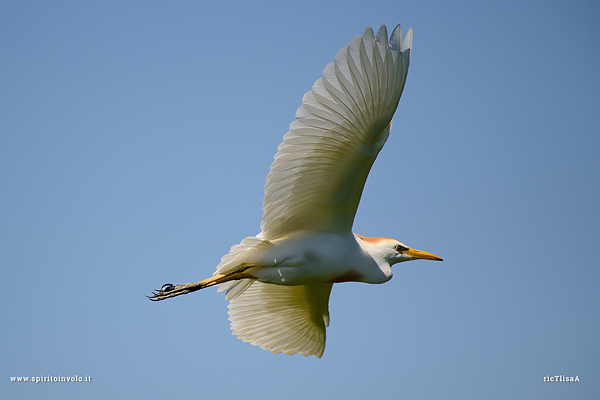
[{"left": 149, "top": 24, "right": 442, "bottom": 358}]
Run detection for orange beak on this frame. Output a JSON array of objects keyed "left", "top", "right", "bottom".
[{"left": 406, "top": 248, "right": 443, "bottom": 261}]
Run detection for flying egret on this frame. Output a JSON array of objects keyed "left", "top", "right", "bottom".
[{"left": 149, "top": 24, "right": 442, "bottom": 358}]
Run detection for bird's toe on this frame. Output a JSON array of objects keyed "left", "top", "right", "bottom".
[
  {"left": 161, "top": 283, "right": 175, "bottom": 292},
  {"left": 147, "top": 283, "right": 187, "bottom": 301}
]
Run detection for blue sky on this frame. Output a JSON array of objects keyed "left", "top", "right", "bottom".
[{"left": 2, "top": 1, "right": 598, "bottom": 399}]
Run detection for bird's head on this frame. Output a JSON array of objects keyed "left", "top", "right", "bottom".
[{"left": 355, "top": 234, "right": 443, "bottom": 266}]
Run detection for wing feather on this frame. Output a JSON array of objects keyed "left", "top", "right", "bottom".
[
  {"left": 260, "top": 25, "right": 412, "bottom": 239},
  {"left": 221, "top": 25, "right": 413, "bottom": 358},
  {"left": 228, "top": 282, "right": 333, "bottom": 358}
]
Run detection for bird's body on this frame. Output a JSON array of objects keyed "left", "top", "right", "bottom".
[
  {"left": 150, "top": 24, "right": 442, "bottom": 358},
  {"left": 223, "top": 231, "right": 391, "bottom": 286}
]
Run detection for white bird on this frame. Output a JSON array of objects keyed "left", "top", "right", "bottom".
[{"left": 149, "top": 24, "right": 442, "bottom": 358}]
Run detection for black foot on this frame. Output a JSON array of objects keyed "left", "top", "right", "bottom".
[{"left": 147, "top": 282, "right": 193, "bottom": 301}]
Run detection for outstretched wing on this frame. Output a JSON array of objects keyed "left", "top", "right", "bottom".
[
  {"left": 260, "top": 25, "right": 412, "bottom": 239},
  {"left": 228, "top": 282, "right": 333, "bottom": 358}
]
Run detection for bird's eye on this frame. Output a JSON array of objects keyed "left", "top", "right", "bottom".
[{"left": 395, "top": 244, "right": 409, "bottom": 253}]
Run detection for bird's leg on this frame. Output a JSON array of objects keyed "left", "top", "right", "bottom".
[
  {"left": 147, "top": 263, "right": 257, "bottom": 301},
  {"left": 147, "top": 281, "right": 202, "bottom": 301}
]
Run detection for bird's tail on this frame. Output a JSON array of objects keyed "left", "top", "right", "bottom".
[
  {"left": 149, "top": 236, "right": 272, "bottom": 301},
  {"left": 215, "top": 236, "right": 273, "bottom": 300}
]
